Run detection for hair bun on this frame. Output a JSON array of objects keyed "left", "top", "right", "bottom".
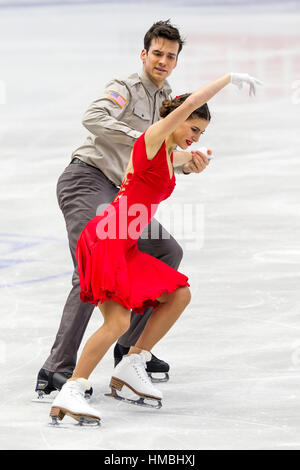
[
  {"left": 159, "top": 93, "right": 210, "bottom": 121},
  {"left": 159, "top": 99, "right": 174, "bottom": 118}
]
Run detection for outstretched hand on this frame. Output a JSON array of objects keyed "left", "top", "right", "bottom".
[
  {"left": 230, "top": 73, "right": 263, "bottom": 96},
  {"left": 183, "top": 150, "right": 210, "bottom": 174}
]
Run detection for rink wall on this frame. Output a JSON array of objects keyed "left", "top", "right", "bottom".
[{"left": 0, "top": 0, "right": 299, "bottom": 12}]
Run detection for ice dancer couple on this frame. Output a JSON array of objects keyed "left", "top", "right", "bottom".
[
  {"left": 35, "top": 20, "right": 261, "bottom": 425},
  {"left": 49, "top": 73, "right": 261, "bottom": 425},
  {"left": 37, "top": 21, "right": 189, "bottom": 400}
]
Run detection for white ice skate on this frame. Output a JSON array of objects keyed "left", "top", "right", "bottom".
[
  {"left": 106, "top": 351, "right": 163, "bottom": 409},
  {"left": 49, "top": 378, "right": 101, "bottom": 426}
]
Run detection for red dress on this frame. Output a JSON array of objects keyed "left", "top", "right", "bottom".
[{"left": 76, "top": 133, "right": 189, "bottom": 314}]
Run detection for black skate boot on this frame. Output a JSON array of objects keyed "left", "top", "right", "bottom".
[
  {"left": 35, "top": 368, "right": 93, "bottom": 401},
  {"left": 113, "top": 343, "right": 170, "bottom": 383}
]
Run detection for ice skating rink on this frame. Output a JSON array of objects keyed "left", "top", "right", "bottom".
[{"left": 1, "top": 0, "right": 300, "bottom": 450}]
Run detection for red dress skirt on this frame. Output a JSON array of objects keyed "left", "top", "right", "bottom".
[{"left": 76, "top": 133, "right": 189, "bottom": 313}]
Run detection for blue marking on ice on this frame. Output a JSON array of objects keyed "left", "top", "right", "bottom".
[
  {"left": 0, "top": 270, "right": 72, "bottom": 288},
  {"left": 0, "top": 233, "right": 71, "bottom": 287}
]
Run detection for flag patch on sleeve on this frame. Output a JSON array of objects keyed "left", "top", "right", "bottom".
[{"left": 107, "top": 91, "right": 127, "bottom": 108}]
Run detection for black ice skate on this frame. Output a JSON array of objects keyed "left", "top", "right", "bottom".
[
  {"left": 114, "top": 344, "right": 170, "bottom": 383},
  {"left": 34, "top": 368, "right": 93, "bottom": 401}
]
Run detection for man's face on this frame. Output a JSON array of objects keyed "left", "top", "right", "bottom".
[{"left": 141, "top": 37, "right": 179, "bottom": 88}]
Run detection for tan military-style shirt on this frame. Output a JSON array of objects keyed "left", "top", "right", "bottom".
[{"left": 72, "top": 70, "right": 184, "bottom": 187}]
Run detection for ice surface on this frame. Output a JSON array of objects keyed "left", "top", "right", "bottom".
[{"left": 0, "top": 0, "right": 300, "bottom": 450}]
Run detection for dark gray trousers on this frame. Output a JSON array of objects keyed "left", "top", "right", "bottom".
[{"left": 43, "top": 161, "right": 183, "bottom": 374}]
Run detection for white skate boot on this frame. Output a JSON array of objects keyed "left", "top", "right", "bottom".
[
  {"left": 106, "top": 351, "right": 163, "bottom": 409},
  {"left": 49, "top": 378, "right": 101, "bottom": 426}
]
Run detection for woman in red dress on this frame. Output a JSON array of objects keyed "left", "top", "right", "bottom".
[{"left": 49, "top": 72, "right": 261, "bottom": 425}]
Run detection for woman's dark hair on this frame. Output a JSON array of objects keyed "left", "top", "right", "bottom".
[
  {"left": 160, "top": 93, "right": 211, "bottom": 121},
  {"left": 144, "top": 20, "right": 185, "bottom": 56}
]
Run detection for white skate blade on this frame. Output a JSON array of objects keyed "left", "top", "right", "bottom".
[
  {"left": 48, "top": 416, "right": 100, "bottom": 428},
  {"left": 105, "top": 386, "right": 162, "bottom": 409},
  {"left": 49, "top": 406, "right": 101, "bottom": 427}
]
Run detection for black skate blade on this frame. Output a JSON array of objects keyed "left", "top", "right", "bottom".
[
  {"left": 105, "top": 387, "right": 162, "bottom": 409},
  {"left": 33, "top": 390, "right": 91, "bottom": 403},
  {"left": 148, "top": 372, "right": 169, "bottom": 383},
  {"left": 32, "top": 391, "right": 57, "bottom": 404}
]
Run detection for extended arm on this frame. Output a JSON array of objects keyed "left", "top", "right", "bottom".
[
  {"left": 145, "top": 73, "right": 262, "bottom": 158},
  {"left": 145, "top": 74, "right": 231, "bottom": 157}
]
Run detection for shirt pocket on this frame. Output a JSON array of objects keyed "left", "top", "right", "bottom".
[
  {"left": 130, "top": 105, "right": 151, "bottom": 133},
  {"left": 133, "top": 105, "right": 150, "bottom": 122}
]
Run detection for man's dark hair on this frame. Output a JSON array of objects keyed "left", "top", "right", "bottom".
[{"left": 144, "top": 19, "right": 185, "bottom": 56}]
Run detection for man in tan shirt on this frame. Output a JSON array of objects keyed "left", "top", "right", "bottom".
[{"left": 35, "top": 20, "right": 209, "bottom": 398}]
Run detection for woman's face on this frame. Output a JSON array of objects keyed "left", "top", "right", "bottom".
[{"left": 172, "top": 117, "right": 209, "bottom": 150}]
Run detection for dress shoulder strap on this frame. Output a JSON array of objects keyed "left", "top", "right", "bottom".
[{"left": 132, "top": 133, "right": 167, "bottom": 172}]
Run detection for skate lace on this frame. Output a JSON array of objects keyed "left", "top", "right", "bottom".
[
  {"left": 132, "top": 357, "right": 151, "bottom": 385},
  {"left": 68, "top": 383, "right": 86, "bottom": 403}
]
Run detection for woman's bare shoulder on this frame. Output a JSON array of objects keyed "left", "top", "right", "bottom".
[{"left": 144, "top": 127, "right": 165, "bottom": 161}]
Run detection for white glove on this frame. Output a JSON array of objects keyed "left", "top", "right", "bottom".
[
  {"left": 196, "top": 147, "right": 214, "bottom": 160},
  {"left": 230, "top": 73, "right": 262, "bottom": 96}
]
